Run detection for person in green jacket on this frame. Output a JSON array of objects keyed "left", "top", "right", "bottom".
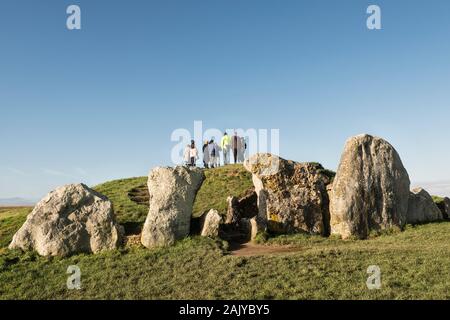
[{"left": 220, "top": 132, "right": 231, "bottom": 165}]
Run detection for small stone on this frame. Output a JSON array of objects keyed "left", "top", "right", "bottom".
[{"left": 201, "top": 209, "right": 222, "bottom": 237}]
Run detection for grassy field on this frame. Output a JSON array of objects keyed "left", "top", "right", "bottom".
[
  {"left": 0, "top": 221, "right": 448, "bottom": 299},
  {"left": 0, "top": 207, "right": 31, "bottom": 251},
  {"left": 0, "top": 164, "right": 449, "bottom": 300}
]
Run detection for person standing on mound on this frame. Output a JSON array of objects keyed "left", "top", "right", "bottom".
[
  {"left": 238, "top": 136, "right": 247, "bottom": 163},
  {"left": 231, "top": 131, "right": 240, "bottom": 164},
  {"left": 189, "top": 140, "right": 198, "bottom": 167},
  {"left": 202, "top": 140, "right": 210, "bottom": 168},
  {"left": 214, "top": 142, "right": 221, "bottom": 167},
  {"left": 208, "top": 138, "right": 217, "bottom": 168},
  {"left": 221, "top": 132, "right": 231, "bottom": 165}
]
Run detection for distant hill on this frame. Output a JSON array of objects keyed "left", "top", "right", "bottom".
[{"left": 0, "top": 197, "right": 36, "bottom": 207}]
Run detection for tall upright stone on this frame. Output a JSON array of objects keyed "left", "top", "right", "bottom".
[
  {"left": 141, "top": 166, "right": 205, "bottom": 248},
  {"left": 329, "top": 134, "right": 411, "bottom": 239}
]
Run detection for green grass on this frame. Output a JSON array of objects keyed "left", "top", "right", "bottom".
[
  {"left": 0, "top": 207, "right": 31, "bottom": 250},
  {"left": 94, "top": 177, "right": 148, "bottom": 233},
  {"left": 432, "top": 195, "right": 445, "bottom": 204},
  {"left": 0, "top": 221, "right": 449, "bottom": 299},
  {"left": 193, "top": 164, "right": 253, "bottom": 217}
]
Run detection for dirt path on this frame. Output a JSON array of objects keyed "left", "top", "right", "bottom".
[{"left": 229, "top": 242, "right": 300, "bottom": 257}]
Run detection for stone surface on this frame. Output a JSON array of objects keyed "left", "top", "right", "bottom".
[
  {"left": 226, "top": 196, "right": 240, "bottom": 225},
  {"left": 240, "top": 217, "right": 259, "bottom": 242},
  {"left": 444, "top": 198, "right": 450, "bottom": 220},
  {"left": 244, "top": 153, "right": 333, "bottom": 235},
  {"left": 200, "top": 209, "right": 222, "bottom": 237},
  {"left": 436, "top": 197, "right": 450, "bottom": 220},
  {"left": 407, "top": 188, "right": 443, "bottom": 224},
  {"left": 249, "top": 217, "right": 259, "bottom": 241},
  {"left": 329, "top": 134, "right": 411, "bottom": 239},
  {"left": 225, "top": 190, "right": 258, "bottom": 225},
  {"left": 141, "top": 166, "right": 205, "bottom": 248},
  {"left": 9, "top": 184, "right": 123, "bottom": 256}
]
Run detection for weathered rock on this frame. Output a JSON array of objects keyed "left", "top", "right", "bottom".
[
  {"left": 444, "top": 198, "right": 450, "bottom": 220},
  {"left": 226, "top": 196, "right": 240, "bottom": 225},
  {"left": 249, "top": 217, "right": 259, "bottom": 241},
  {"left": 407, "top": 188, "right": 443, "bottom": 224},
  {"left": 220, "top": 190, "right": 259, "bottom": 243},
  {"left": 225, "top": 190, "right": 258, "bottom": 225},
  {"left": 200, "top": 209, "right": 222, "bottom": 237},
  {"left": 436, "top": 197, "right": 450, "bottom": 220},
  {"left": 445, "top": 198, "right": 450, "bottom": 220},
  {"left": 244, "top": 153, "right": 333, "bottom": 235},
  {"left": 141, "top": 166, "right": 205, "bottom": 248},
  {"left": 9, "top": 184, "right": 123, "bottom": 256},
  {"left": 240, "top": 217, "right": 260, "bottom": 242},
  {"left": 329, "top": 134, "right": 410, "bottom": 239},
  {"left": 124, "top": 234, "right": 142, "bottom": 247}
]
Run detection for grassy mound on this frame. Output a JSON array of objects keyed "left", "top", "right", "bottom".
[
  {"left": 192, "top": 164, "right": 253, "bottom": 217},
  {"left": 93, "top": 164, "right": 253, "bottom": 234},
  {"left": 94, "top": 177, "right": 148, "bottom": 234}
]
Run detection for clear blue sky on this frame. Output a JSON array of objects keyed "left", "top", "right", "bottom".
[{"left": 1, "top": 0, "right": 450, "bottom": 200}]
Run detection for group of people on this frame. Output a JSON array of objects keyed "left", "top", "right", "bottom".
[{"left": 183, "top": 131, "right": 247, "bottom": 168}]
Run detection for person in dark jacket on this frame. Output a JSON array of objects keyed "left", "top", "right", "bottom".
[
  {"left": 202, "top": 140, "right": 210, "bottom": 168},
  {"left": 231, "top": 131, "right": 241, "bottom": 164},
  {"left": 208, "top": 139, "right": 216, "bottom": 168}
]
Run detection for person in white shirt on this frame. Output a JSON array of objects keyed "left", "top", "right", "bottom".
[{"left": 189, "top": 140, "right": 199, "bottom": 167}]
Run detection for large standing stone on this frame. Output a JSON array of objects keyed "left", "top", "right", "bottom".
[
  {"left": 444, "top": 198, "right": 450, "bottom": 220},
  {"left": 141, "top": 166, "right": 205, "bottom": 248},
  {"left": 9, "top": 184, "right": 123, "bottom": 256},
  {"left": 407, "top": 188, "right": 443, "bottom": 224},
  {"left": 200, "top": 209, "right": 222, "bottom": 237},
  {"left": 435, "top": 197, "right": 450, "bottom": 220},
  {"left": 445, "top": 198, "right": 450, "bottom": 220},
  {"left": 244, "top": 153, "right": 333, "bottom": 235},
  {"left": 329, "top": 134, "right": 411, "bottom": 239}
]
